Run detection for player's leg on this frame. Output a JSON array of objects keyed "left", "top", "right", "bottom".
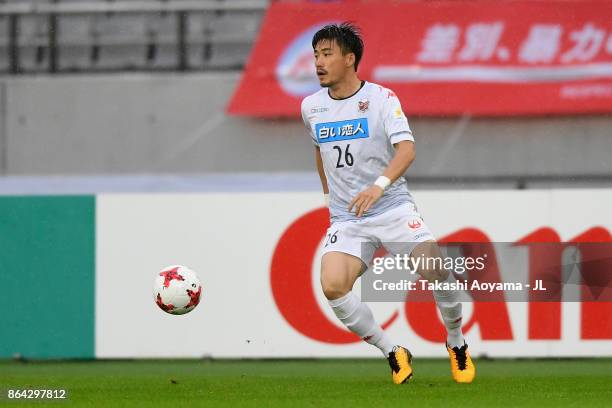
[
  {"left": 377, "top": 204, "right": 474, "bottom": 383},
  {"left": 322, "top": 251, "right": 399, "bottom": 356},
  {"left": 411, "top": 240, "right": 476, "bottom": 383},
  {"left": 320, "top": 225, "right": 412, "bottom": 384},
  {"left": 375, "top": 204, "right": 467, "bottom": 348},
  {"left": 411, "top": 240, "right": 464, "bottom": 347}
]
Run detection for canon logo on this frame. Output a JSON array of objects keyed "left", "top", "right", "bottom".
[{"left": 270, "top": 208, "right": 612, "bottom": 344}]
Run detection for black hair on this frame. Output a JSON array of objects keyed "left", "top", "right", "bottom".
[{"left": 312, "top": 22, "right": 364, "bottom": 71}]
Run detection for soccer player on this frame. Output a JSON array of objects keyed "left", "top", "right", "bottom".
[{"left": 301, "top": 23, "right": 475, "bottom": 384}]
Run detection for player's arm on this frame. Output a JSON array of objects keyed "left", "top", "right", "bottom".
[
  {"left": 382, "top": 140, "right": 415, "bottom": 184},
  {"left": 315, "top": 146, "right": 330, "bottom": 205},
  {"left": 349, "top": 140, "right": 414, "bottom": 217},
  {"left": 315, "top": 146, "right": 329, "bottom": 193},
  {"left": 350, "top": 90, "right": 415, "bottom": 217},
  {"left": 302, "top": 102, "right": 329, "bottom": 204}
]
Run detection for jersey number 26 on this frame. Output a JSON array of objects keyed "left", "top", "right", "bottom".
[{"left": 333, "top": 144, "right": 354, "bottom": 168}]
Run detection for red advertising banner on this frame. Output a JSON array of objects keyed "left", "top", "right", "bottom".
[{"left": 227, "top": 0, "right": 612, "bottom": 117}]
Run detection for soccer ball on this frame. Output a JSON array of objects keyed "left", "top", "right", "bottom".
[{"left": 154, "top": 265, "right": 202, "bottom": 315}]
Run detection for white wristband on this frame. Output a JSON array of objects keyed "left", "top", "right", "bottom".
[
  {"left": 374, "top": 176, "right": 391, "bottom": 190},
  {"left": 324, "top": 193, "right": 330, "bottom": 207}
]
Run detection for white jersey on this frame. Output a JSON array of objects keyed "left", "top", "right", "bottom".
[{"left": 301, "top": 81, "right": 416, "bottom": 222}]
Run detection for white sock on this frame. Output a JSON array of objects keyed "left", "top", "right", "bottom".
[
  {"left": 433, "top": 272, "right": 465, "bottom": 348},
  {"left": 329, "top": 291, "right": 396, "bottom": 356}
]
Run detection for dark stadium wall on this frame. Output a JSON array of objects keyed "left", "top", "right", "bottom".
[{"left": 0, "top": 74, "right": 611, "bottom": 185}]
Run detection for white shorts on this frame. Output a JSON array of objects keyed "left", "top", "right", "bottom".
[{"left": 322, "top": 203, "right": 435, "bottom": 266}]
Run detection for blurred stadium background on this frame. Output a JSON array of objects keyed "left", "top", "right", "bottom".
[{"left": 0, "top": 0, "right": 611, "bottom": 406}]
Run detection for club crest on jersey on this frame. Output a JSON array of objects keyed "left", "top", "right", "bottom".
[
  {"left": 315, "top": 118, "right": 369, "bottom": 143},
  {"left": 358, "top": 98, "right": 369, "bottom": 113},
  {"left": 407, "top": 219, "right": 422, "bottom": 229}
]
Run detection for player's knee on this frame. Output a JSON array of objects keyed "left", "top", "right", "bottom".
[
  {"left": 321, "top": 269, "right": 351, "bottom": 300},
  {"left": 323, "top": 287, "right": 348, "bottom": 301},
  {"left": 320, "top": 253, "right": 362, "bottom": 300},
  {"left": 432, "top": 267, "right": 449, "bottom": 282},
  {"left": 412, "top": 240, "right": 449, "bottom": 282},
  {"left": 320, "top": 275, "right": 350, "bottom": 300},
  {"left": 418, "top": 266, "right": 449, "bottom": 283}
]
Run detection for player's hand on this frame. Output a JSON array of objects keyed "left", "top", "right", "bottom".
[{"left": 348, "top": 185, "right": 384, "bottom": 217}]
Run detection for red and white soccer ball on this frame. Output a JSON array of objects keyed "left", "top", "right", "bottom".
[{"left": 154, "top": 265, "right": 202, "bottom": 315}]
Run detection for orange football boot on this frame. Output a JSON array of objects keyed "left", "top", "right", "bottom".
[
  {"left": 387, "top": 346, "right": 413, "bottom": 384},
  {"left": 447, "top": 343, "right": 476, "bottom": 383}
]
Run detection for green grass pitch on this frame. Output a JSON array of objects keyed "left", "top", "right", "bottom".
[{"left": 1, "top": 358, "right": 610, "bottom": 407}]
